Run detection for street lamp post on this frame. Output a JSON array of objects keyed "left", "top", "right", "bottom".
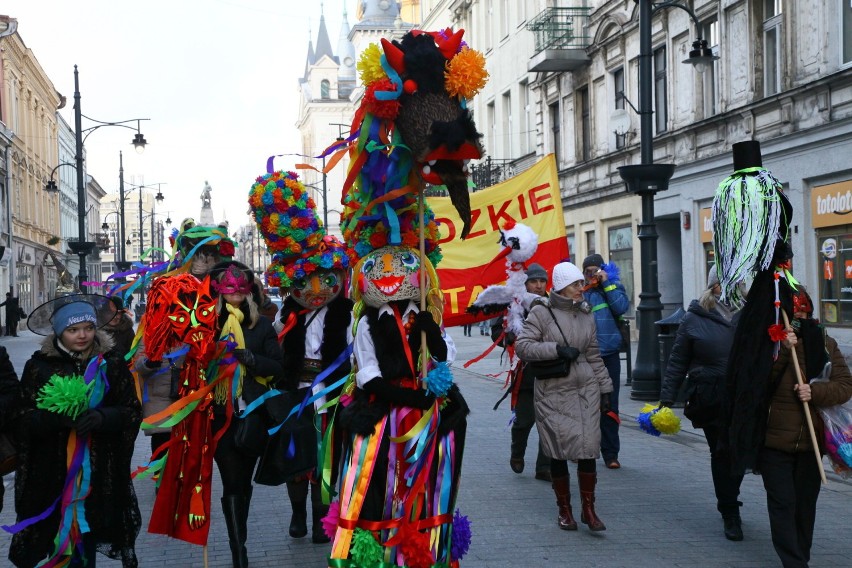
[
  {"left": 71, "top": 65, "right": 149, "bottom": 292},
  {"left": 617, "top": 0, "right": 718, "bottom": 400}
]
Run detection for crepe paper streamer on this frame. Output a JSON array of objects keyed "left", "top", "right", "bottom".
[
  {"left": 451, "top": 509, "right": 472, "bottom": 560},
  {"left": 36, "top": 374, "right": 93, "bottom": 420},
  {"left": 637, "top": 403, "right": 681, "bottom": 436},
  {"left": 350, "top": 528, "right": 384, "bottom": 567},
  {"left": 425, "top": 361, "right": 453, "bottom": 397},
  {"left": 322, "top": 501, "right": 341, "bottom": 540}
]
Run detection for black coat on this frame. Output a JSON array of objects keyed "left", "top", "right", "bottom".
[
  {"left": 0, "top": 345, "right": 19, "bottom": 515},
  {"left": 660, "top": 299, "right": 734, "bottom": 416},
  {"left": 10, "top": 332, "right": 141, "bottom": 568}
]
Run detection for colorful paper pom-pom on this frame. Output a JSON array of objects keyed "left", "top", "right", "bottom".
[
  {"left": 767, "top": 323, "right": 788, "bottom": 342},
  {"left": 357, "top": 43, "right": 386, "bottom": 86},
  {"left": 451, "top": 509, "right": 472, "bottom": 560},
  {"left": 36, "top": 374, "right": 92, "bottom": 419},
  {"left": 445, "top": 47, "right": 489, "bottom": 100},
  {"left": 637, "top": 403, "right": 681, "bottom": 436},
  {"left": 350, "top": 528, "right": 384, "bottom": 567},
  {"left": 398, "top": 526, "right": 433, "bottom": 568},
  {"left": 838, "top": 442, "right": 852, "bottom": 468},
  {"left": 426, "top": 361, "right": 453, "bottom": 397}
]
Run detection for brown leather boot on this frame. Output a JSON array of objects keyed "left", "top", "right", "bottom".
[
  {"left": 551, "top": 475, "right": 578, "bottom": 530},
  {"left": 578, "top": 472, "right": 606, "bottom": 531}
]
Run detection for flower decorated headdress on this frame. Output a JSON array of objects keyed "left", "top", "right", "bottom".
[
  {"left": 339, "top": 27, "right": 488, "bottom": 265},
  {"left": 173, "top": 219, "right": 237, "bottom": 265},
  {"left": 248, "top": 170, "right": 349, "bottom": 288}
]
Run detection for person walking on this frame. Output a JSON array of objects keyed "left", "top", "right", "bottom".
[
  {"left": 0, "top": 345, "right": 20, "bottom": 514},
  {"left": 581, "top": 254, "right": 629, "bottom": 470},
  {"left": 516, "top": 261, "right": 613, "bottom": 532},
  {"left": 8, "top": 294, "right": 141, "bottom": 567},
  {"left": 462, "top": 322, "right": 472, "bottom": 336},
  {"left": 660, "top": 268, "right": 745, "bottom": 541},
  {"left": 208, "top": 261, "right": 284, "bottom": 568},
  {"left": 0, "top": 292, "right": 21, "bottom": 337},
  {"left": 497, "top": 262, "right": 551, "bottom": 480}
]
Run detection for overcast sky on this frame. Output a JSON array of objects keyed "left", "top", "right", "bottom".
[{"left": 4, "top": 0, "right": 354, "bottom": 233}]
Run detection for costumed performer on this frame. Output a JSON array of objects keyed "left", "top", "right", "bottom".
[
  {"left": 247, "top": 169, "right": 353, "bottom": 545},
  {"left": 515, "top": 262, "right": 612, "bottom": 532},
  {"left": 207, "top": 260, "right": 284, "bottom": 568},
  {"left": 6, "top": 294, "right": 141, "bottom": 567},
  {"left": 139, "top": 222, "right": 239, "bottom": 548}
]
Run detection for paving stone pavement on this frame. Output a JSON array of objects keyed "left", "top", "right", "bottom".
[{"left": 3, "top": 330, "right": 852, "bottom": 567}]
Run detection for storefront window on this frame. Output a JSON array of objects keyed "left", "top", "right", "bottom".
[
  {"left": 567, "top": 233, "right": 575, "bottom": 264},
  {"left": 817, "top": 229, "right": 852, "bottom": 325},
  {"left": 608, "top": 225, "right": 634, "bottom": 316}
]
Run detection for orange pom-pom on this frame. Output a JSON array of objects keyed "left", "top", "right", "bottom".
[{"left": 445, "top": 47, "right": 489, "bottom": 100}]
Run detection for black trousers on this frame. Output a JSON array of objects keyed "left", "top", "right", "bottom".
[
  {"left": 703, "top": 425, "right": 744, "bottom": 517},
  {"left": 599, "top": 352, "right": 620, "bottom": 461},
  {"left": 759, "top": 447, "right": 821, "bottom": 568},
  {"left": 511, "top": 388, "right": 549, "bottom": 473},
  {"left": 214, "top": 414, "right": 260, "bottom": 496}
]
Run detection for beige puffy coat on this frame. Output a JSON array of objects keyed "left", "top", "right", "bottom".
[{"left": 515, "top": 292, "right": 612, "bottom": 461}]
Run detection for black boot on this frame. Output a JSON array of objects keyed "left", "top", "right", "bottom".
[
  {"left": 287, "top": 479, "right": 309, "bottom": 538},
  {"left": 310, "top": 482, "right": 331, "bottom": 544},
  {"left": 240, "top": 487, "right": 252, "bottom": 564},
  {"left": 222, "top": 494, "right": 249, "bottom": 568},
  {"left": 510, "top": 428, "right": 526, "bottom": 474},
  {"left": 723, "top": 514, "right": 743, "bottom": 541}
]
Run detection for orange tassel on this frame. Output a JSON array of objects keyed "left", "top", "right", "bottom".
[{"left": 188, "top": 483, "right": 207, "bottom": 529}]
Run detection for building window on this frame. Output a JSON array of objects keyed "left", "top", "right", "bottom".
[
  {"left": 500, "top": 0, "right": 510, "bottom": 39},
  {"left": 817, "top": 229, "right": 852, "bottom": 325},
  {"left": 763, "top": 1, "right": 782, "bottom": 96},
  {"left": 613, "top": 68, "right": 626, "bottom": 149},
  {"left": 485, "top": 0, "right": 493, "bottom": 51},
  {"left": 585, "top": 229, "right": 595, "bottom": 255},
  {"left": 608, "top": 224, "right": 634, "bottom": 316},
  {"left": 701, "top": 18, "right": 720, "bottom": 117},
  {"left": 320, "top": 80, "right": 330, "bottom": 99},
  {"left": 549, "top": 101, "right": 561, "bottom": 163},
  {"left": 567, "top": 233, "right": 575, "bottom": 264},
  {"left": 487, "top": 101, "right": 496, "bottom": 158},
  {"left": 577, "top": 86, "right": 591, "bottom": 161},
  {"left": 653, "top": 47, "right": 667, "bottom": 134},
  {"left": 502, "top": 90, "right": 512, "bottom": 158},
  {"left": 519, "top": 80, "right": 531, "bottom": 155},
  {"left": 844, "top": 0, "right": 852, "bottom": 65}
]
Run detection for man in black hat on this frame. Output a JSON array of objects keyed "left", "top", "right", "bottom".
[
  {"left": 0, "top": 292, "right": 20, "bottom": 337},
  {"left": 582, "top": 254, "right": 629, "bottom": 470}
]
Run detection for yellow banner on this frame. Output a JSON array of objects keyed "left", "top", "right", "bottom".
[{"left": 428, "top": 154, "right": 568, "bottom": 326}]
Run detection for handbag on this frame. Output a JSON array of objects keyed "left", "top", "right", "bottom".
[
  {"left": 232, "top": 407, "right": 269, "bottom": 457},
  {"left": 682, "top": 380, "right": 721, "bottom": 427},
  {"left": 0, "top": 431, "right": 18, "bottom": 476},
  {"left": 254, "top": 389, "right": 317, "bottom": 486},
  {"left": 526, "top": 305, "right": 573, "bottom": 381}
]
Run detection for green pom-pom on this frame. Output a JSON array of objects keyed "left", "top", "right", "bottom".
[
  {"left": 36, "top": 374, "right": 92, "bottom": 419},
  {"left": 350, "top": 528, "right": 384, "bottom": 567}
]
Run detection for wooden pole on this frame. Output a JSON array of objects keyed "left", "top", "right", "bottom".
[
  {"left": 203, "top": 544, "right": 209, "bottom": 568},
  {"left": 781, "top": 311, "right": 828, "bottom": 484}
]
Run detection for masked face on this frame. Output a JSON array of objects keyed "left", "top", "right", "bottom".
[
  {"left": 358, "top": 245, "right": 422, "bottom": 308},
  {"left": 169, "top": 277, "right": 218, "bottom": 359},
  {"left": 190, "top": 248, "right": 219, "bottom": 277},
  {"left": 289, "top": 269, "right": 344, "bottom": 310}
]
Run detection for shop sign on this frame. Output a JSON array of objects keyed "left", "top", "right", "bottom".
[
  {"left": 699, "top": 207, "right": 713, "bottom": 243},
  {"left": 812, "top": 180, "right": 852, "bottom": 228}
]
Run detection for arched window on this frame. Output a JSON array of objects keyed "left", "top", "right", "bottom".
[{"left": 321, "top": 80, "right": 330, "bottom": 99}]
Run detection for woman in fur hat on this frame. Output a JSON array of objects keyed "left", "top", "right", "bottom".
[
  {"left": 7, "top": 295, "right": 141, "bottom": 567},
  {"left": 516, "top": 261, "right": 612, "bottom": 532}
]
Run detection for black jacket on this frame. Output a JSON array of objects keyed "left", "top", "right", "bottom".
[{"left": 660, "top": 299, "right": 734, "bottom": 406}]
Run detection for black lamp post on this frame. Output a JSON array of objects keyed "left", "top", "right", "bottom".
[
  {"left": 71, "top": 65, "right": 149, "bottom": 292},
  {"left": 617, "top": 0, "right": 718, "bottom": 400}
]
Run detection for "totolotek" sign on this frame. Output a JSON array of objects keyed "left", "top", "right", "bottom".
[{"left": 812, "top": 180, "right": 852, "bottom": 228}]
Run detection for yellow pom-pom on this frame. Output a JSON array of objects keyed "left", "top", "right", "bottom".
[
  {"left": 445, "top": 47, "right": 489, "bottom": 100},
  {"left": 358, "top": 43, "right": 387, "bottom": 86},
  {"left": 650, "top": 406, "right": 681, "bottom": 435}
]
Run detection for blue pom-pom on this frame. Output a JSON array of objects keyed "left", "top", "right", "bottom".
[
  {"left": 451, "top": 509, "right": 472, "bottom": 560},
  {"left": 426, "top": 361, "right": 453, "bottom": 397},
  {"left": 602, "top": 262, "right": 621, "bottom": 282},
  {"left": 637, "top": 409, "right": 662, "bottom": 437}
]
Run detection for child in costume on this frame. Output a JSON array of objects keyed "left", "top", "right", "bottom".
[
  {"left": 247, "top": 170, "right": 353, "bottom": 545},
  {"left": 7, "top": 295, "right": 141, "bottom": 567}
]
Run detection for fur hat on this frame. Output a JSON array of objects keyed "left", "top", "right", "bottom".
[
  {"left": 551, "top": 262, "right": 584, "bottom": 292},
  {"left": 707, "top": 265, "right": 720, "bottom": 289},
  {"left": 525, "top": 263, "right": 548, "bottom": 282},
  {"left": 582, "top": 253, "right": 604, "bottom": 270}
]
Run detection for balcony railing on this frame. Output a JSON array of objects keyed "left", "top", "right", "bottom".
[{"left": 526, "top": 6, "right": 592, "bottom": 72}]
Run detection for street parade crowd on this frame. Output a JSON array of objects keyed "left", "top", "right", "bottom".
[{"left": 1, "top": 28, "right": 851, "bottom": 568}]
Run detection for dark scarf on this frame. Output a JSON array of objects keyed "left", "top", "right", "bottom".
[
  {"left": 365, "top": 301, "right": 418, "bottom": 383},
  {"left": 280, "top": 295, "right": 353, "bottom": 387}
]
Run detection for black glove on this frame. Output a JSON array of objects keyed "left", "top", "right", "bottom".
[
  {"left": 659, "top": 400, "right": 674, "bottom": 408},
  {"left": 144, "top": 359, "right": 163, "bottom": 369},
  {"left": 600, "top": 393, "right": 611, "bottom": 414},
  {"left": 364, "top": 377, "right": 436, "bottom": 410},
  {"left": 233, "top": 349, "right": 256, "bottom": 368},
  {"left": 74, "top": 409, "right": 104, "bottom": 437},
  {"left": 408, "top": 311, "right": 448, "bottom": 361},
  {"left": 556, "top": 345, "right": 580, "bottom": 362}
]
